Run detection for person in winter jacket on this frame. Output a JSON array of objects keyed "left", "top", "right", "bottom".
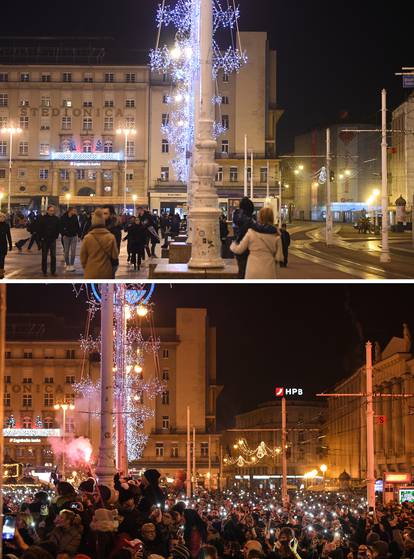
[
  {"left": 102, "top": 205, "right": 122, "bottom": 252},
  {"left": 37, "top": 205, "right": 60, "bottom": 277},
  {"left": 123, "top": 218, "right": 147, "bottom": 271},
  {"left": 80, "top": 209, "right": 119, "bottom": 279},
  {"left": 232, "top": 197, "right": 255, "bottom": 279},
  {"left": 230, "top": 207, "right": 283, "bottom": 279},
  {"left": 60, "top": 207, "right": 80, "bottom": 272},
  {"left": 0, "top": 212, "right": 12, "bottom": 279},
  {"left": 280, "top": 223, "right": 291, "bottom": 267},
  {"left": 138, "top": 469, "right": 166, "bottom": 516},
  {"left": 46, "top": 509, "right": 83, "bottom": 557}
]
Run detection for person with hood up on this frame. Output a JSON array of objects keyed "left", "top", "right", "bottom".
[
  {"left": 80, "top": 209, "right": 119, "bottom": 279},
  {"left": 232, "top": 197, "right": 255, "bottom": 279},
  {"left": 138, "top": 469, "right": 166, "bottom": 516},
  {"left": 230, "top": 207, "right": 283, "bottom": 279}
]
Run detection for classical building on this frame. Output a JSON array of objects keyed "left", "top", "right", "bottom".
[
  {"left": 326, "top": 324, "right": 414, "bottom": 480},
  {"left": 221, "top": 400, "right": 327, "bottom": 485},
  {"left": 292, "top": 125, "right": 381, "bottom": 222},
  {"left": 3, "top": 308, "right": 222, "bottom": 486},
  {"left": 0, "top": 35, "right": 282, "bottom": 217}
]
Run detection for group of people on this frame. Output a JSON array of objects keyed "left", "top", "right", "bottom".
[
  {"left": 230, "top": 198, "right": 291, "bottom": 280},
  {"left": 3, "top": 474, "right": 414, "bottom": 559}
]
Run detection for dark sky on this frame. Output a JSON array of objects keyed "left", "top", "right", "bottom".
[
  {"left": 6, "top": 283, "right": 414, "bottom": 428},
  {"left": 2, "top": 0, "right": 411, "bottom": 152}
]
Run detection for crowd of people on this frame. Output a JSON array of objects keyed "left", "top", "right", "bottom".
[{"left": 3, "top": 470, "right": 414, "bottom": 559}]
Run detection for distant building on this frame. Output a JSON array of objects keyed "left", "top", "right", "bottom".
[
  {"left": 293, "top": 125, "right": 381, "bottom": 222},
  {"left": 326, "top": 324, "right": 414, "bottom": 480}
]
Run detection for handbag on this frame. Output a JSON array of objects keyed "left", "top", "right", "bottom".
[{"left": 91, "top": 233, "right": 119, "bottom": 269}]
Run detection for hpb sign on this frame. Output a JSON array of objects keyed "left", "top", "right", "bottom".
[{"left": 275, "top": 387, "right": 304, "bottom": 397}]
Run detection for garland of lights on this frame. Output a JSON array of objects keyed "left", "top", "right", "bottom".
[
  {"left": 150, "top": 0, "right": 247, "bottom": 182},
  {"left": 224, "top": 438, "right": 285, "bottom": 467}
]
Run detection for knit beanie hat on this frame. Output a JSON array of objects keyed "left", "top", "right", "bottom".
[
  {"left": 97, "top": 484, "right": 119, "bottom": 505},
  {"left": 90, "top": 508, "right": 119, "bottom": 532},
  {"left": 144, "top": 469, "right": 161, "bottom": 485}
]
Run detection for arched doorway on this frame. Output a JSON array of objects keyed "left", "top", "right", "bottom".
[{"left": 77, "top": 187, "right": 95, "bottom": 196}]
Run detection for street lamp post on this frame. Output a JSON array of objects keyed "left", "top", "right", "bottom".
[
  {"left": 320, "top": 464, "right": 327, "bottom": 490},
  {"left": 0, "top": 192, "right": 4, "bottom": 211},
  {"left": 116, "top": 128, "right": 137, "bottom": 214},
  {"left": 380, "top": 89, "right": 391, "bottom": 263},
  {"left": 132, "top": 194, "right": 137, "bottom": 216},
  {"left": 65, "top": 192, "right": 71, "bottom": 210},
  {"left": 1, "top": 126, "right": 22, "bottom": 215},
  {"left": 54, "top": 402, "right": 75, "bottom": 480}
]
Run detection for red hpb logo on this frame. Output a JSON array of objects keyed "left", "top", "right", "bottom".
[{"left": 275, "top": 387, "right": 285, "bottom": 397}]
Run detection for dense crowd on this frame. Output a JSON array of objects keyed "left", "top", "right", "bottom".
[{"left": 3, "top": 469, "right": 414, "bottom": 559}]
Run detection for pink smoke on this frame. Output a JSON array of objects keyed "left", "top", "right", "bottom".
[{"left": 49, "top": 436, "right": 93, "bottom": 466}]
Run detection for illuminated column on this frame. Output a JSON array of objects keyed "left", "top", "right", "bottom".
[
  {"left": 69, "top": 169, "right": 76, "bottom": 196},
  {"left": 113, "top": 170, "right": 119, "bottom": 197},
  {"left": 383, "top": 382, "right": 392, "bottom": 459},
  {"left": 188, "top": 0, "right": 224, "bottom": 269},
  {"left": 403, "top": 374, "right": 414, "bottom": 458},
  {"left": 392, "top": 380, "right": 402, "bottom": 457},
  {"left": 96, "top": 284, "right": 115, "bottom": 487},
  {"left": 96, "top": 169, "right": 103, "bottom": 196}
]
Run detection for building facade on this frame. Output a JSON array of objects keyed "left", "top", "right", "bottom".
[
  {"left": 0, "top": 34, "right": 282, "bottom": 217},
  {"left": 3, "top": 308, "right": 222, "bottom": 485},
  {"left": 222, "top": 400, "right": 327, "bottom": 484},
  {"left": 326, "top": 324, "right": 414, "bottom": 480}
]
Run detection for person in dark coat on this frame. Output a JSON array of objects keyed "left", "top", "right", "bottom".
[
  {"left": 138, "top": 469, "right": 166, "bottom": 516},
  {"left": 102, "top": 205, "right": 122, "bottom": 252},
  {"left": 15, "top": 213, "right": 41, "bottom": 252},
  {"left": 0, "top": 212, "right": 12, "bottom": 279},
  {"left": 232, "top": 197, "right": 255, "bottom": 279},
  {"left": 60, "top": 207, "right": 80, "bottom": 271},
  {"left": 219, "top": 213, "right": 229, "bottom": 258},
  {"left": 280, "top": 223, "right": 291, "bottom": 267},
  {"left": 138, "top": 208, "right": 160, "bottom": 258},
  {"left": 38, "top": 205, "right": 60, "bottom": 277},
  {"left": 123, "top": 218, "right": 147, "bottom": 271}
]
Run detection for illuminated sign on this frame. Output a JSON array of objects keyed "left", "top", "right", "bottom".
[
  {"left": 375, "top": 415, "right": 386, "bottom": 425},
  {"left": 384, "top": 472, "right": 411, "bottom": 484},
  {"left": 9, "top": 438, "right": 41, "bottom": 443},
  {"left": 399, "top": 488, "right": 414, "bottom": 502},
  {"left": 275, "top": 387, "right": 304, "bottom": 397},
  {"left": 51, "top": 152, "right": 122, "bottom": 161},
  {"left": 70, "top": 161, "right": 101, "bottom": 167},
  {"left": 3, "top": 428, "right": 61, "bottom": 438}
]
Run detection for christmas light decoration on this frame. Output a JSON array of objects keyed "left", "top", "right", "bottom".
[
  {"left": 224, "top": 438, "right": 284, "bottom": 467},
  {"left": 150, "top": 0, "right": 247, "bottom": 182},
  {"left": 7, "top": 415, "right": 16, "bottom": 428},
  {"left": 35, "top": 416, "right": 43, "bottom": 428}
]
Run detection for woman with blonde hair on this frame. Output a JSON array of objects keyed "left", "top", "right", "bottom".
[
  {"left": 230, "top": 206, "right": 283, "bottom": 279},
  {"left": 80, "top": 208, "right": 119, "bottom": 279},
  {"left": 0, "top": 212, "right": 12, "bottom": 279}
]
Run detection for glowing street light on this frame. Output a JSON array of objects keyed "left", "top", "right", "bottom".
[
  {"left": 0, "top": 191, "right": 4, "bottom": 210},
  {"left": 116, "top": 127, "right": 137, "bottom": 212},
  {"left": 132, "top": 194, "right": 138, "bottom": 215},
  {"left": 137, "top": 304, "right": 148, "bottom": 318},
  {"left": 65, "top": 192, "right": 71, "bottom": 210},
  {"left": 1, "top": 125, "right": 22, "bottom": 214},
  {"left": 53, "top": 402, "right": 75, "bottom": 480},
  {"left": 344, "top": 169, "right": 351, "bottom": 176},
  {"left": 320, "top": 464, "right": 327, "bottom": 491}
]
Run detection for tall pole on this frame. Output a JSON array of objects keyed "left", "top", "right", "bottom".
[
  {"left": 124, "top": 134, "right": 128, "bottom": 213},
  {"left": 7, "top": 130, "right": 13, "bottom": 216},
  {"left": 192, "top": 426, "right": 196, "bottom": 493},
  {"left": 250, "top": 151, "right": 254, "bottom": 200},
  {"left": 412, "top": 194, "right": 414, "bottom": 249},
  {"left": 281, "top": 396, "right": 288, "bottom": 505},
  {"left": 188, "top": 0, "right": 223, "bottom": 268},
  {"left": 380, "top": 89, "right": 391, "bottom": 263},
  {"left": 96, "top": 283, "right": 115, "bottom": 487},
  {"left": 61, "top": 407, "right": 66, "bottom": 479},
  {"left": 326, "top": 128, "right": 333, "bottom": 246},
  {"left": 186, "top": 405, "right": 191, "bottom": 497},
  {"left": 244, "top": 134, "right": 248, "bottom": 197},
  {"left": 208, "top": 434, "right": 212, "bottom": 491},
  {"left": 366, "top": 341, "right": 376, "bottom": 510},
  {"left": 219, "top": 444, "right": 223, "bottom": 491},
  {"left": 0, "top": 285, "right": 7, "bottom": 559},
  {"left": 266, "top": 160, "right": 270, "bottom": 199},
  {"left": 280, "top": 176, "right": 283, "bottom": 225}
]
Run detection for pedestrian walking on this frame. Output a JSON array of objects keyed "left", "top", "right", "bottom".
[
  {"left": 38, "top": 205, "right": 60, "bottom": 277},
  {"left": 230, "top": 207, "right": 283, "bottom": 279},
  {"left": 80, "top": 208, "right": 119, "bottom": 279},
  {"left": 280, "top": 223, "right": 291, "bottom": 267},
  {"left": 219, "top": 213, "right": 230, "bottom": 258},
  {"left": 123, "top": 217, "right": 147, "bottom": 271},
  {"left": 60, "top": 207, "right": 80, "bottom": 272},
  {"left": 160, "top": 212, "right": 171, "bottom": 248},
  {"left": 0, "top": 212, "right": 12, "bottom": 279},
  {"left": 232, "top": 197, "right": 255, "bottom": 278},
  {"left": 138, "top": 207, "right": 160, "bottom": 258}
]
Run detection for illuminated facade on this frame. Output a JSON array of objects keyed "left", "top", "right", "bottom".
[{"left": 0, "top": 33, "right": 281, "bottom": 216}]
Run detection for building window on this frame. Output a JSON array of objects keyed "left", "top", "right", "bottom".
[
  {"left": 65, "top": 417, "right": 75, "bottom": 433},
  {"left": 221, "top": 95, "right": 229, "bottom": 104},
  {"left": 260, "top": 167, "right": 268, "bottom": 183},
  {"left": 65, "top": 375, "right": 76, "bottom": 385},
  {"left": 0, "top": 141, "right": 7, "bottom": 156},
  {"left": 40, "top": 144, "right": 50, "bottom": 156},
  {"left": 61, "top": 117, "right": 72, "bottom": 130},
  {"left": 222, "top": 115, "right": 229, "bottom": 129},
  {"left": 62, "top": 98, "right": 72, "bottom": 108},
  {"left": 82, "top": 140, "right": 92, "bottom": 153},
  {"left": 161, "top": 139, "right": 169, "bottom": 154},
  {"left": 216, "top": 167, "right": 223, "bottom": 182},
  {"left": 155, "top": 443, "right": 164, "bottom": 457},
  {"left": 17, "top": 168, "right": 26, "bottom": 179},
  {"left": 125, "top": 117, "right": 135, "bottom": 128},
  {"left": 4, "top": 374, "right": 11, "bottom": 383},
  {"left": 87, "top": 170, "right": 97, "bottom": 181},
  {"left": 44, "top": 393, "right": 54, "bottom": 407},
  {"left": 19, "top": 141, "right": 29, "bottom": 155},
  {"left": 41, "top": 96, "right": 51, "bottom": 107},
  {"left": 126, "top": 141, "right": 135, "bottom": 157},
  {"left": 125, "top": 73, "right": 136, "bottom": 83},
  {"left": 19, "top": 99, "right": 29, "bottom": 107},
  {"left": 162, "top": 348, "right": 169, "bottom": 358},
  {"left": 3, "top": 393, "right": 10, "bottom": 407},
  {"left": 104, "top": 100, "right": 114, "bottom": 107},
  {"left": 171, "top": 446, "right": 179, "bottom": 458},
  {"left": 162, "top": 114, "right": 169, "bottom": 126},
  {"left": 201, "top": 442, "right": 209, "bottom": 457},
  {"left": 22, "top": 417, "right": 32, "bottom": 429},
  {"left": 0, "top": 93, "right": 8, "bottom": 107},
  {"left": 104, "top": 117, "right": 113, "bottom": 131},
  {"left": 39, "top": 169, "right": 49, "bottom": 180},
  {"left": 162, "top": 416, "right": 170, "bottom": 430},
  {"left": 76, "top": 169, "right": 86, "bottom": 180},
  {"left": 4, "top": 351, "right": 11, "bottom": 359},
  {"left": 223, "top": 73, "right": 229, "bottom": 82},
  {"left": 0, "top": 73, "right": 8, "bottom": 82},
  {"left": 125, "top": 99, "right": 135, "bottom": 108},
  {"left": 0, "top": 169, "right": 5, "bottom": 179},
  {"left": 104, "top": 72, "right": 115, "bottom": 83},
  {"left": 83, "top": 101, "right": 93, "bottom": 108},
  {"left": 60, "top": 169, "right": 69, "bottom": 180},
  {"left": 247, "top": 167, "right": 252, "bottom": 182},
  {"left": 22, "top": 377, "right": 32, "bottom": 384},
  {"left": 43, "top": 417, "right": 53, "bottom": 428},
  {"left": 22, "top": 394, "right": 32, "bottom": 407},
  {"left": 20, "top": 73, "right": 30, "bottom": 82},
  {"left": 84, "top": 73, "right": 93, "bottom": 82},
  {"left": 19, "top": 116, "right": 29, "bottom": 129},
  {"left": 62, "top": 72, "right": 72, "bottom": 82},
  {"left": 161, "top": 391, "right": 170, "bottom": 405},
  {"left": 64, "top": 393, "right": 75, "bottom": 405},
  {"left": 44, "top": 377, "right": 54, "bottom": 384},
  {"left": 162, "top": 369, "right": 169, "bottom": 380},
  {"left": 66, "top": 349, "right": 75, "bottom": 359},
  {"left": 23, "top": 350, "right": 32, "bottom": 359},
  {"left": 41, "top": 73, "right": 51, "bottom": 82},
  {"left": 83, "top": 117, "right": 93, "bottom": 130},
  {"left": 0, "top": 116, "right": 7, "bottom": 128},
  {"left": 126, "top": 171, "right": 134, "bottom": 180},
  {"left": 160, "top": 167, "right": 169, "bottom": 182},
  {"left": 162, "top": 94, "right": 170, "bottom": 104},
  {"left": 104, "top": 140, "right": 113, "bottom": 153},
  {"left": 221, "top": 140, "right": 229, "bottom": 154},
  {"left": 230, "top": 167, "right": 238, "bottom": 182}
]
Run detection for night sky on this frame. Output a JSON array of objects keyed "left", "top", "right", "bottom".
[
  {"left": 2, "top": 0, "right": 411, "bottom": 152},
  {"left": 6, "top": 283, "right": 414, "bottom": 428}
]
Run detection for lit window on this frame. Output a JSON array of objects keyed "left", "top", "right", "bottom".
[
  {"left": 160, "top": 167, "right": 169, "bottom": 182},
  {"left": 20, "top": 73, "right": 30, "bottom": 82},
  {"left": 41, "top": 96, "right": 51, "bottom": 107},
  {"left": 19, "top": 99, "right": 29, "bottom": 107},
  {"left": 40, "top": 144, "right": 50, "bottom": 156},
  {"left": 62, "top": 99, "right": 72, "bottom": 108}
]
